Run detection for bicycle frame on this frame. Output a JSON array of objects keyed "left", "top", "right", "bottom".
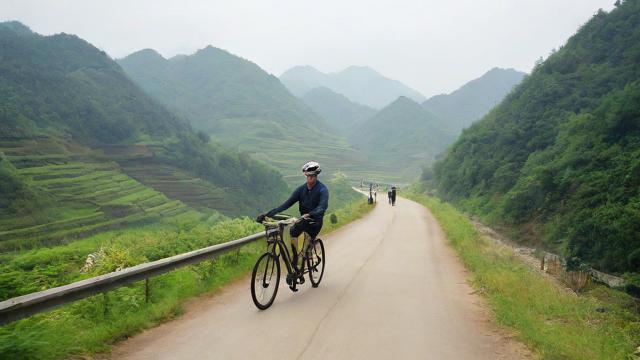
[{"left": 264, "top": 218, "right": 312, "bottom": 277}]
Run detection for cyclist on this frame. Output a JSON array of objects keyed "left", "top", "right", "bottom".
[{"left": 256, "top": 161, "right": 329, "bottom": 280}]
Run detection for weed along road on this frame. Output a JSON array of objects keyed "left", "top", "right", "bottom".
[{"left": 112, "top": 197, "right": 530, "bottom": 360}]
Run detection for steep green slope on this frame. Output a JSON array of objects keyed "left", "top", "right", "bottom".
[
  {"left": 351, "top": 96, "right": 452, "bottom": 180},
  {"left": 434, "top": 1, "right": 640, "bottom": 273},
  {"left": 118, "top": 48, "right": 362, "bottom": 183},
  {"left": 0, "top": 22, "right": 289, "bottom": 250},
  {"left": 422, "top": 68, "right": 525, "bottom": 135},
  {"left": 301, "top": 86, "right": 377, "bottom": 135},
  {"left": 280, "top": 65, "right": 426, "bottom": 109}
]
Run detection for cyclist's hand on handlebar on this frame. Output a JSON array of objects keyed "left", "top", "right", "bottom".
[
  {"left": 256, "top": 213, "right": 267, "bottom": 223},
  {"left": 301, "top": 213, "right": 311, "bottom": 220}
]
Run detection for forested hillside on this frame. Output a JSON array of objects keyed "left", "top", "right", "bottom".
[
  {"left": 301, "top": 86, "right": 376, "bottom": 135},
  {"left": 422, "top": 68, "right": 525, "bottom": 135},
  {"left": 280, "top": 65, "right": 425, "bottom": 109},
  {"left": 352, "top": 96, "right": 452, "bottom": 179},
  {"left": 433, "top": 1, "right": 640, "bottom": 273},
  {"left": 118, "top": 48, "right": 364, "bottom": 183},
  {"left": 0, "top": 22, "right": 288, "bottom": 249}
]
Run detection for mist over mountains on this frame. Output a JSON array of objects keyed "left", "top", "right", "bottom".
[
  {"left": 301, "top": 87, "right": 377, "bottom": 135},
  {"left": 349, "top": 96, "right": 452, "bottom": 179},
  {"left": 280, "top": 65, "right": 426, "bottom": 109},
  {"left": 118, "top": 47, "right": 367, "bottom": 182}
]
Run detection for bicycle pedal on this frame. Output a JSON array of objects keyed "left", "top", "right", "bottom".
[{"left": 289, "top": 285, "right": 298, "bottom": 292}]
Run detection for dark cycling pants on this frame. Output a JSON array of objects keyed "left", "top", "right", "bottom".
[
  {"left": 289, "top": 220, "right": 322, "bottom": 238},
  {"left": 289, "top": 220, "right": 322, "bottom": 270}
]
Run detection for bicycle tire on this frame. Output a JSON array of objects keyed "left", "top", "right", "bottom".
[
  {"left": 307, "top": 239, "right": 325, "bottom": 287},
  {"left": 251, "top": 253, "right": 280, "bottom": 310}
]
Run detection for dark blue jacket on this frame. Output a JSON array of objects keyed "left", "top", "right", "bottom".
[{"left": 267, "top": 180, "right": 329, "bottom": 221}]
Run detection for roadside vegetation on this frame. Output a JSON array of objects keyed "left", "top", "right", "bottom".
[
  {"left": 0, "top": 176, "right": 372, "bottom": 360},
  {"left": 405, "top": 191, "right": 640, "bottom": 360},
  {"left": 432, "top": 1, "right": 640, "bottom": 275}
]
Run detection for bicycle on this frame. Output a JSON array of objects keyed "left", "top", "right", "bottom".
[{"left": 251, "top": 214, "right": 326, "bottom": 310}]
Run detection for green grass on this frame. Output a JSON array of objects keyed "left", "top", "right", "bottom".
[{"left": 405, "top": 191, "right": 640, "bottom": 360}]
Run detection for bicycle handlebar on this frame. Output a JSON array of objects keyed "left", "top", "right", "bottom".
[{"left": 261, "top": 214, "right": 316, "bottom": 227}]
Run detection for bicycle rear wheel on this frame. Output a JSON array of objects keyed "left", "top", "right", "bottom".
[
  {"left": 307, "top": 239, "right": 325, "bottom": 287},
  {"left": 251, "top": 253, "right": 280, "bottom": 310}
]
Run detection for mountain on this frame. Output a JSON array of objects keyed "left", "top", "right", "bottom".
[
  {"left": 351, "top": 96, "right": 452, "bottom": 179},
  {"left": 301, "top": 86, "right": 377, "bottom": 135},
  {"left": 0, "top": 22, "right": 288, "bottom": 249},
  {"left": 422, "top": 68, "right": 526, "bottom": 135},
  {"left": 280, "top": 65, "right": 426, "bottom": 109},
  {"left": 433, "top": 1, "right": 640, "bottom": 273},
  {"left": 118, "top": 48, "right": 363, "bottom": 183}
]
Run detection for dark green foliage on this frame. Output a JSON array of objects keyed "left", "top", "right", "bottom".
[
  {"left": 0, "top": 23, "right": 187, "bottom": 143},
  {"left": 434, "top": 1, "right": 640, "bottom": 272},
  {"left": 422, "top": 68, "right": 525, "bottom": 135}
]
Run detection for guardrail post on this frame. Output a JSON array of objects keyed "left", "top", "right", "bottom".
[
  {"left": 103, "top": 292, "right": 109, "bottom": 316},
  {"left": 145, "top": 279, "right": 150, "bottom": 303}
]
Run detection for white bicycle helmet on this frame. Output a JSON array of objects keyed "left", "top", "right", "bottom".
[{"left": 302, "top": 161, "right": 321, "bottom": 175}]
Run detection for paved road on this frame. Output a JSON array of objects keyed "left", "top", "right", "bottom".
[{"left": 112, "top": 196, "right": 530, "bottom": 359}]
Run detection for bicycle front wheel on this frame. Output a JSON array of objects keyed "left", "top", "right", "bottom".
[
  {"left": 307, "top": 239, "right": 325, "bottom": 287},
  {"left": 251, "top": 253, "right": 280, "bottom": 310}
]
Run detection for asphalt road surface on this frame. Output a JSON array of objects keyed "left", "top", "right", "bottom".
[{"left": 111, "top": 196, "right": 531, "bottom": 360}]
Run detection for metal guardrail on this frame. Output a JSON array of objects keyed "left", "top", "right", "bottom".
[{"left": 0, "top": 230, "right": 274, "bottom": 325}]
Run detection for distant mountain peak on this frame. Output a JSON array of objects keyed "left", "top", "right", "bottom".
[
  {"left": 339, "top": 65, "right": 379, "bottom": 76},
  {"left": 0, "top": 21, "right": 33, "bottom": 36},
  {"left": 122, "top": 48, "right": 166, "bottom": 62},
  {"left": 281, "top": 65, "right": 425, "bottom": 108},
  {"left": 388, "top": 95, "right": 421, "bottom": 107}
]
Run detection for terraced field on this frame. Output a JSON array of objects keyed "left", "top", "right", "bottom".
[
  {"left": 119, "top": 160, "right": 239, "bottom": 215},
  {"left": 0, "top": 138, "right": 194, "bottom": 251}
]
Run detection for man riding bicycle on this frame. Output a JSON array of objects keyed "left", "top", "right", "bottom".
[{"left": 256, "top": 161, "right": 329, "bottom": 278}]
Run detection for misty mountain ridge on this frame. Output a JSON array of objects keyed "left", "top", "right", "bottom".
[
  {"left": 0, "top": 20, "right": 288, "bottom": 244},
  {"left": 280, "top": 65, "right": 426, "bottom": 109},
  {"left": 350, "top": 96, "right": 452, "bottom": 179},
  {"left": 423, "top": 67, "right": 526, "bottom": 135},
  {"left": 118, "top": 45, "right": 369, "bottom": 183},
  {"left": 301, "top": 86, "right": 377, "bottom": 135}
]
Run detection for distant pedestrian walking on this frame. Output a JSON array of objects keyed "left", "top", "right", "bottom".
[
  {"left": 388, "top": 190, "right": 392, "bottom": 204},
  {"left": 391, "top": 186, "right": 397, "bottom": 206}
]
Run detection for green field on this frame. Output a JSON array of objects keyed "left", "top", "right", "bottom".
[{"left": 0, "top": 138, "right": 197, "bottom": 251}]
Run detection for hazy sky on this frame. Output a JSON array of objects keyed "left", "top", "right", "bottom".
[{"left": 1, "top": 0, "right": 615, "bottom": 97}]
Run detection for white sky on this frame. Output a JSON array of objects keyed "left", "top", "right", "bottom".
[{"left": 1, "top": 0, "right": 615, "bottom": 97}]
